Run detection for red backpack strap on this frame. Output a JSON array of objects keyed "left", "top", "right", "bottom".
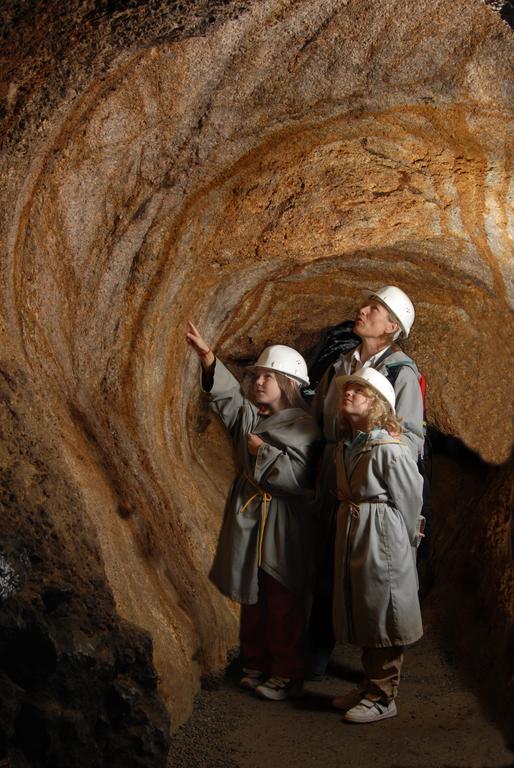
[{"left": 419, "top": 373, "right": 427, "bottom": 412}]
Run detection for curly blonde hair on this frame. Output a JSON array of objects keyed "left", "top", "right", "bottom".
[{"left": 343, "top": 383, "right": 403, "bottom": 434}]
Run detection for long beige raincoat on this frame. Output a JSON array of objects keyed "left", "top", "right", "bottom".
[
  {"left": 312, "top": 348, "right": 424, "bottom": 593},
  {"left": 205, "top": 360, "right": 321, "bottom": 604},
  {"left": 333, "top": 429, "right": 423, "bottom": 647}
]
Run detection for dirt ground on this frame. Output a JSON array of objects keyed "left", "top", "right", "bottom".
[{"left": 169, "top": 601, "right": 514, "bottom": 768}]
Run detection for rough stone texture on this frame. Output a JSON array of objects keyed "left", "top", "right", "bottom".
[
  {"left": 429, "top": 439, "right": 514, "bottom": 743},
  {"left": 0, "top": 0, "right": 513, "bottom": 753},
  {"left": 433, "top": 439, "right": 514, "bottom": 751},
  {"left": 0, "top": 360, "right": 170, "bottom": 766}
]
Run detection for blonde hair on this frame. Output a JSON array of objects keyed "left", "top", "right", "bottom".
[{"left": 343, "top": 383, "right": 403, "bottom": 434}]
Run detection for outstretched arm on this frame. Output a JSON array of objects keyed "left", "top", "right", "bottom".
[{"left": 186, "top": 321, "right": 255, "bottom": 434}]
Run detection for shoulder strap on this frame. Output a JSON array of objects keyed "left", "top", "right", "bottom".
[
  {"left": 352, "top": 437, "right": 402, "bottom": 460},
  {"left": 373, "top": 345, "right": 396, "bottom": 369},
  {"left": 366, "top": 438, "right": 402, "bottom": 447},
  {"left": 382, "top": 357, "right": 417, "bottom": 387},
  {"left": 369, "top": 346, "right": 416, "bottom": 387}
]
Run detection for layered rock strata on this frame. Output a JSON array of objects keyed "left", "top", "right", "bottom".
[{"left": 0, "top": 0, "right": 513, "bottom": 757}]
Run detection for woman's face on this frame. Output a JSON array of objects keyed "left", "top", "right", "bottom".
[
  {"left": 354, "top": 299, "right": 398, "bottom": 340},
  {"left": 253, "top": 369, "right": 284, "bottom": 412},
  {"left": 340, "top": 382, "right": 372, "bottom": 419}
]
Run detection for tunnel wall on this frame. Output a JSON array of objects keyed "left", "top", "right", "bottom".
[
  {"left": 430, "top": 440, "right": 514, "bottom": 742},
  {"left": 1, "top": 0, "right": 513, "bottom": 750}
]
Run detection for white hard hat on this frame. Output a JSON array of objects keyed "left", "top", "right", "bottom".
[
  {"left": 363, "top": 285, "right": 415, "bottom": 339},
  {"left": 249, "top": 345, "right": 310, "bottom": 386},
  {"left": 336, "top": 367, "right": 396, "bottom": 413}
]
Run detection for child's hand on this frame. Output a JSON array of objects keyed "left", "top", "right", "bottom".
[
  {"left": 186, "top": 321, "right": 210, "bottom": 355},
  {"left": 186, "top": 321, "right": 215, "bottom": 368},
  {"left": 247, "top": 433, "right": 264, "bottom": 456}
]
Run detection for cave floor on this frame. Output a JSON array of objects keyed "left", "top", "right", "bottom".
[{"left": 169, "top": 601, "right": 514, "bottom": 768}]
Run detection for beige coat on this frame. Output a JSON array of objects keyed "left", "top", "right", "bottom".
[
  {"left": 333, "top": 430, "right": 423, "bottom": 648},
  {"left": 312, "top": 348, "right": 424, "bottom": 594},
  {"left": 205, "top": 360, "right": 321, "bottom": 604}
]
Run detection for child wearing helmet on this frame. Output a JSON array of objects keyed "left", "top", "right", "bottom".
[
  {"left": 332, "top": 367, "right": 423, "bottom": 723},
  {"left": 186, "top": 321, "right": 321, "bottom": 701}
]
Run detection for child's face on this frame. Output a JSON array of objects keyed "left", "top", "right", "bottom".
[
  {"left": 253, "top": 369, "right": 284, "bottom": 412},
  {"left": 340, "top": 383, "right": 372, "bottom": 419},
  {"left": 354, "top": 299, "right": 398, "bottom": 339}
]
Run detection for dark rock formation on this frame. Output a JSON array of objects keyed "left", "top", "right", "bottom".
[
  {"left": 430, "top": 436, "right": 514, "bottom": 742},
  {"left": 0, "top": 362, "right": 169, "bottom": 766}
]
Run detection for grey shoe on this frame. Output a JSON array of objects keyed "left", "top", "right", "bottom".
[
  {"left": 240, "top": 668, "right": 265, "bottom": 690},
  {"left": 255, "top": 675, "right": 295, "bottom": 701},
  {"left": 343, "top": 698, "right": 397, "bottom": 723}
]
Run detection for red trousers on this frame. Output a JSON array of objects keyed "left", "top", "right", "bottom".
[{"left": 239, "top": 568, "right": 306, "bottom": 680}]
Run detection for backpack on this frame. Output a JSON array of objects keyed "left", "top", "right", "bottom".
[{"left": 302, "top": 320, "right": 361, "bottom": 399}]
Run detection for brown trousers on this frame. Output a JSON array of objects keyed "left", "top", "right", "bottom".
[
  {"left": 361, "top": 646, "right": 404, "bottom": 701},
  {"left": 239, "top": 568, "right": 306, "bottom": 680}
]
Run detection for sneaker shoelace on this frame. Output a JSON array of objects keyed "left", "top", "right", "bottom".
[{"left": 266, "top": 676, "right": 290, "bottom": 689}]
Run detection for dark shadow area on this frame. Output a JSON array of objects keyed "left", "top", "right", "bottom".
[
  {"left": 427, "top": 430, "right": 514, "bottom": 749},
  {"left": 323, "top": 659, "right": 364, "bottom": 683},
  {"left": 289, "top": 691, "right": 337, "bottom": 712}
]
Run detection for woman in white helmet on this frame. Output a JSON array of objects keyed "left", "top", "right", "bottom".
[
  {"left": 186, "top": 322, "right": 321, "bottom": 701},
  {"left": 331, "top": 367, "right": 423, "bottom": 723},
  {"left": 309, "top": 285, "right": 425, "bottom": 679}
]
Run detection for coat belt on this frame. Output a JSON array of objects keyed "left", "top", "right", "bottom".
[
  {"left": 240, "top": 474, "right": 273, "bottom": 566},
  {"left": 337, "top": 497, "right": 383, "bottom": 519}
]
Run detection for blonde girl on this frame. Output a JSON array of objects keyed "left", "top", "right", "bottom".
[{"left": 332, "top": 367, "right": 423, "bottom": 723}]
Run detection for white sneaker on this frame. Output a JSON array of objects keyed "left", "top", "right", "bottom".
[
  {"left": 255, "top": 675, "right": 294, "bottom": 701},
  {"left": 343, "top": 698, "right": 397, "bottom": 723},
  {"left": 239, "top": 668, "right": 264, "bottom": 690}
]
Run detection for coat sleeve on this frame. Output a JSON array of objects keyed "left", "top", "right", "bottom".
[
  {"left": 202, "top": 359, "right": 257, "bottom": 434},
  {"left": 393, "top": 366, "right": 424, "bottom": 461},
  {"left": 253, "top": 428, "right": 319, "bottom": 499},
  {"left": 382, "top": 447, "right": 424, "bottom": 545}
]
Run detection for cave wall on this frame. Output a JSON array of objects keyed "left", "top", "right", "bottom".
[
  {"left": 0, "top": 358, "right": 170, "bottom": 766},
  {"left": 430, "top": 440, "right": 514, "bottom": 742},
  {"left": 1, "top": 0, "right": 513, "bottom": 749}
]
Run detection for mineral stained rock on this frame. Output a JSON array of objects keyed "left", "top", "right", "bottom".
[{"left": 0, "top": 0, "right": 513, "bottom": 752}]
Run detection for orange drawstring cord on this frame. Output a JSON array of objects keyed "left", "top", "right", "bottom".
[{"left": 240, "top": 475, "right": 273, "bottom": 566}]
